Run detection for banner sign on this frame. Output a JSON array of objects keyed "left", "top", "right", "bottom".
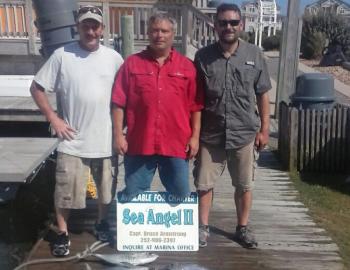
[{"left": 117, "top": 191, "right": 198, "bottom": 251}]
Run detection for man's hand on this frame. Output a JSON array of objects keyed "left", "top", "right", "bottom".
[
  {"left": 256, "top": 91, "right": 270, "bottom": 151},
  {"left": 255, "top": 130, "right": 269, "bottom": 151},
  {"left": 114, "top": 134, "right": 128, "bottom": 155},
  {"left": 30, "top": 81, "right": 76, "bottom": 140},
  {"left": 185, "top": 136, "right": 199, "bottom": 159},
  {"left": 50, "top": 116, "right": 76, "bottom": 141}
]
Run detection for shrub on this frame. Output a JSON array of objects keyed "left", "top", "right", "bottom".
[
  {"left": 301, "top": 31, "right": 327, "bottom": 59},
  {"left": 301, "top": 11, "right": 350, "bottom": 59},
  {"left": 262, "top": 35, "right": 281, "bottom": 51}
]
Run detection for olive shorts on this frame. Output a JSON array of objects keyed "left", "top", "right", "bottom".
[
  {"left": 54, "top": 152, "right": 117, "bottom": 209},
  {"left": 193, "top": 141, "right": 258, "bottom": 193}
]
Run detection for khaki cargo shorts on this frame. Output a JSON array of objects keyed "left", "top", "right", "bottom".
[
  {"left": 55, "top": 152, "right": 118, "bottom": 209},
  {"left": 193, "top": 141, "right": 259, "bottom": 193}
]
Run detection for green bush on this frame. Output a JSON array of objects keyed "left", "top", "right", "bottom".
[
  {"left": 301, "top": 11, "right": 350, "bottom": 59},
  {"left": 301, "top": 31, "right": 327, "bottom": 59},
  {"left": 262, "top": 35, "right": 281, "bottom": 51},
  {"left": 241, "top": 30, "right": 282, "bottom": 48}
]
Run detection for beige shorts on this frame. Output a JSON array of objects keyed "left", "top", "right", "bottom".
[
  {"left": 55, "top": 152, "right": 118, "bottom": 209},
  {"left": 193, "top": 141, "right": 259, "bottom": 193}
]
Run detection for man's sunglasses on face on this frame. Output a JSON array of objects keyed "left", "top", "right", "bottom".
[
  {"left": 217, "top": 19, "right": 240, "bottom": 27},
  {"left": 78, "top": 6, "right": 102, "bottom": 16}
]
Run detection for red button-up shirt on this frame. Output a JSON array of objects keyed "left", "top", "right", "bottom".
[{"left": 112, "top": 48, "right": 204, "bottom": 159}]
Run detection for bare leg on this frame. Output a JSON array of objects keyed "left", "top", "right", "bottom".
[
  {"left": 198, "top": 189, "right": 213, "bottom": 225},
  {"left": 234, "top": 190, "right": 252, "bottom": 226},
  {"left": 56, "top": 208, "right": 70, "bottom": 233}
]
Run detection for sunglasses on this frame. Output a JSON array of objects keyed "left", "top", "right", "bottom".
[
  {"left": 78, "top": 6, "right": 102, "bottom": 16},
  {"left": 217, "top": 19, "right": 240, "bottom": 27}
]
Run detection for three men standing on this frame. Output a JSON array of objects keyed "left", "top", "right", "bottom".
[
  {"left": 31, "top": 2, "right": 271, "bottom": 255},
  {"left": 194, "top": 3, "right": 271, "bottom": 249}
]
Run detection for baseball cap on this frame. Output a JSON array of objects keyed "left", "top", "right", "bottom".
[{"left": 77, "top": 5, "right": 103, "bottom": 23}]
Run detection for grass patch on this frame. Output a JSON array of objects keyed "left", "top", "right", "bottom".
[{"left": 289, "top": 171, "right": 350, "bottom": 269}]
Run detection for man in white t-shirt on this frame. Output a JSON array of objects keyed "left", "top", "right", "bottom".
[{"left": 30, "top": 5, "right": 123, "bottom": 257}]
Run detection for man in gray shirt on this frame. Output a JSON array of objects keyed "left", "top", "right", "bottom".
[{"left": 193, "top": 3, "right": 271, "bottom": 249}]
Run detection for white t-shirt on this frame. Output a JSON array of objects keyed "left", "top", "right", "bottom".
[{"left": 34, "top": 42, "right": 123, "bottom": 158}]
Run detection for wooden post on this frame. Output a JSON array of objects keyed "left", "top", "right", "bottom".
[
  {"left": 347, "top": 109, "right": 350, "bottom": 173},
  {"left": 102, "top": 1, "right": 111, "bottom": 47},
  {"left": 121, "top": 15, "right": 134, "bottom": 59},
  {"left": 25, "top": 0, "right": 36, "bottom": 55},
  {"left": 289, "top": 108, "right": 299, "bottom": 170},
  {"left": 181, "top": 4, "right": 189, "bottom": 56},
  {"left": 275, "top": 0, "right": 301, "bottom": 118}
]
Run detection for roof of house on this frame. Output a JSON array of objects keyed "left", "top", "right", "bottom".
[{"left": 305, "top": 0, "right": 350, "bottom": 10}]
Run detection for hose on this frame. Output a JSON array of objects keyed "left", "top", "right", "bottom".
[{"left": 13, "top": 241, "right": 109, "bottom": 270}]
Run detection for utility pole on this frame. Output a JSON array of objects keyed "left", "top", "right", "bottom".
[{"left": 275, "top": 0, "right": 302, "bottom": 118}]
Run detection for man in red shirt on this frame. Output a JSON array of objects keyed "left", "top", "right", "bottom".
[{"left": 112, "top": 13, "right": 203, "bottom": 199}]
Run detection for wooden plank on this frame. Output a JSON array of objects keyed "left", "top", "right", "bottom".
[
  {"left": 326, "top": 108, "right": 332, "bottom": 172},
  {"left": 320, "top": 109, "right": 327, "bottom": 172},
  {"left": 335, "top": 106, "right": 343, "bottom": 172},
  {"left": 314, "top": 110, "right": 321, "bottom": 171},
  {"left": 347, "top": 109, "right": 350, "bottom": 172},
  {"left": 0, "top": 94, "right": 56, "bottom": 122},
  {"left": 22, "top": 150, "right": 344, "bottom": 270},
  {"left": 310, "top": 109, "right": 317, "bottom": 171},
  {"left": 289, "top": 108, "right": 298, "bottom": 170},
  {"left": 278, "top": 102, "right": 284, "bottom": 165},
  {"left": 331, "top": 108, "right": 337, "bottom": 171},
  {"left": 305, "top": 109, "right": 311, "bottom": 171},
  {"left": 0, "top": 137, "right": 58, "bottom": 182},
  {"left": 298, "top": 108, "right": 304, "bottom": 171},
  {"left": 340, "top": 106, "right": 347, "bottom": 171}
]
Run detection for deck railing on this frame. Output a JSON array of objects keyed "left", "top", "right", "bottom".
[
  {"left": 278, "top": 102, "right": 350, "bottom": 173},
  {"left": 0, "top": 0, "right": 215, "bottom": 56},
  {"left": 0, "top": 0, "right": 29, "bottom": 38},
  {"left": 188, "top": 4, "right": 215, "bottom": 49}
]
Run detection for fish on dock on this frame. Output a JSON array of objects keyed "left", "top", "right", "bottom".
[
  {"left": 156, "top": 263, "right": 209, "bottom": 270},
  {"left": 91, "top": 252, "right": 158, "bottom": 266},
  {"left": 85, "top": 262, "right": 149, "bottom": 270}
]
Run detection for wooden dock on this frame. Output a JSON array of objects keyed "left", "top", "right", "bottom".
[
  {"left": 0, "top": 94, "right": 56, "bottom": 122},
  {"left": 23, "top": 149, "right": 344, "bottom": 270},
  {"left": 0, "top": 137, "right": 58, "bottom": 183}
]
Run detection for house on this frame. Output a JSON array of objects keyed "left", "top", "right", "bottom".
[
  {"left": 241, "top": 0, "right": 282, "bottom": 33},
  {"left": 304, "top": 0, "right": 350, "bottom": 19}
]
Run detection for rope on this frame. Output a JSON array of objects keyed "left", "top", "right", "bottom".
[{"left": 13, "top": 241, "right": 109, "bottom": 270}]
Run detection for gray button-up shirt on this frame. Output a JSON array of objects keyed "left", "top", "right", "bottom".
[{"left": 195, "top": 40, "right": 271, "bottom": 149}]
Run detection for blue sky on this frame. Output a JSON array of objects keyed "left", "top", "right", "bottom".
[{"left": 232, "top": 0, "right": 350, "bottom": 15}]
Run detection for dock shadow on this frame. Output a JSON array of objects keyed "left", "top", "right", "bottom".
[
  {"left": 209, "top": 225, "right": 234, "bottom": 240},
  {"left": 210, "top": 225, "right": 259, "bottom": 249}
]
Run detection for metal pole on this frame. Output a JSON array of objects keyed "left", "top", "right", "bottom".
[{"left": 121, "top": 15, "right": 134, "bottom": 59}]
